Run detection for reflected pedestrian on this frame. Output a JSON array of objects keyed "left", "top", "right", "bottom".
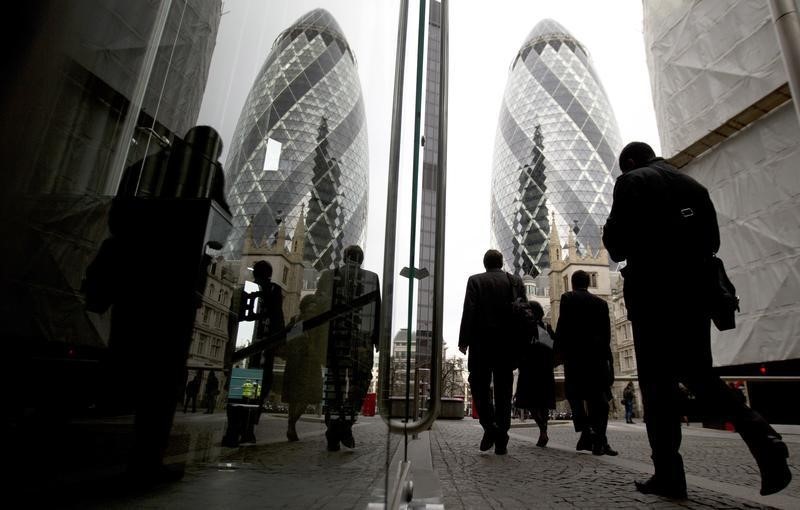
[
  {"left": 603, "top": 141, "right": 791, "bottom": 498},
  {"left": 184, "top": 371, "right": 202, "bottom": 413},
  {"left": 316, "top": 245, "right": 380, "bottom": 451},
  {"left": 282, "top": 295, "right": 325, "bottom": 442},
  {"left": 458, "top": 249, "right": 523, "bottom": 455},
  {"left": 204, "top": 370, "right": 219, "bottom": 414}
]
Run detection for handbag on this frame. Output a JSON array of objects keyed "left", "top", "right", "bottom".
[{"left": 709, "top": 254, "right": 739, "bottom": 331}]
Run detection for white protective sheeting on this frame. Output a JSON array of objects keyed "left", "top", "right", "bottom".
[
  {"left": 683, "top": 104, "right": 800, "bottom": 367},
  {"left": 643, "top": 0, "right": 786, "bottom": 157}
]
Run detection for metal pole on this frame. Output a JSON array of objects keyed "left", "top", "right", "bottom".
[
  {"left": 404, "top": 0, "right": 428, "bottom": 459},
  {"left": 769, "top": 0, "right": 800, "bottom": 123},
  {"left": 378, "top": 0, "right": 409, "bottom": 420}
]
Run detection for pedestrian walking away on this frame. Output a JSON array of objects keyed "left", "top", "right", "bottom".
[
  {"left": 458, "top": 249, "right": 524, "bottom": 455},
  {"left": 603, "top": 141, "right": 791, "bottom": 499},
  {"left": 551, "top": 270, "right": 618, "bottom": 457},
  {"left": 513, "top": 300, "right": 556, "bottom": 448}
]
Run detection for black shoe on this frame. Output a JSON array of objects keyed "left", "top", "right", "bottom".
[
  {"left": 756, "top": 437, "right": 792, "bottom": 496},
  {"left": 495, "top": 435, "right": 509, "bottom": 455},
  {"left": 240, "top": 435, "right": 257, "bottom": 444},
  {"left": 592, "top": 444, "right": 618, "bottom": 456},
  {"left": 576, "top": 432, "right": 593, "bottom": 452},
  {"left": 479, "top": 430, "right": 495, "bottom": 452},
  {"left": 286, "top": 429, "right": 299, "bottom": 442},
  {"left": 340, "top": 427, "right": 355, "bottom": 449},
  {"left": 536, "top": 432, "right": 549, "bottom": 448},
  {"left": 634, "top": 476, "right": 687, "bottom": 499},
  {"left": 325, "top": 427, "right": 341, "bottom": 452}
]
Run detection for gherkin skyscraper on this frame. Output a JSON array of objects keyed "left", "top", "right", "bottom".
[
  {"left": 224, "top": 9, "right": 368, "bottom": 272},
  {"left": 490, "top": 19, "right": 622, "bottom": 277}
]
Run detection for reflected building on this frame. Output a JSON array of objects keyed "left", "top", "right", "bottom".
[
  {"left": 490, "top": 19, "right": 622, "bottom": 277},
  {"left": 224, "top": 9, "right": 369, "bottom": 279}
]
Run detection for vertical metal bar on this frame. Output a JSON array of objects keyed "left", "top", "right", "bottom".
[
  {"left": 769, "top": 0, "right": 800, "bottom": 123},
  {"left": 378, "top": 0, "right": 409, "bottom": 419},
  {"left": 107, "top": 0, "right": 173, "bottom": 195},
  {"left": 404, "top": 0, "right": 428, "bottom": 461}
]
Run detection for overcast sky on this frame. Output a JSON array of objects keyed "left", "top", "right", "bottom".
[{"left": 198, "top": 0, "right": 661, "bottom": 357}]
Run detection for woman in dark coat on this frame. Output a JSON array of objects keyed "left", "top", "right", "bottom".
[
  {"left": 282, "top": 294, "right": 325, "bottom": 441},
  {"left": 513, "top": 300, "right": 556, "bottom": 447}
]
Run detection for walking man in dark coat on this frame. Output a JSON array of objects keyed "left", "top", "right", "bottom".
[
  {"left": 603, "top": 141, "right": 791, "bottom": 498},
  {"left": 553, "top": 270, "right": 617, "bottom": 456},
  {"left": 458, "top": 249, "right": 524, "bottom": 455},
  {"left": 316, "top": 245, "right": 380, "bottom": 451}
]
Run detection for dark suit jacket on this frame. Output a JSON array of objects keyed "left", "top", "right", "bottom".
[
  {"left": 458, "top": 268, "right": 524, "bottom": 371},
  {"left": 554, "top": 289, "right": 613, "bottom": 400},
  {"left": 603, "top": 158, "right": 720, "bottom": 321},
  {"left": 316, "top": 263, "right": 381, "bottom": 378}
]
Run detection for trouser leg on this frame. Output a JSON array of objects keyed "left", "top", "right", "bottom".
[
  {"left": 588, "top": 394, "right": 610, "bottom": 446},
  {"left": 569, "top": 399, "right": 589, "bottom": 434},
  {"left": 684, "top": 369, "right": 779, "bottom": 457},
  {"left": 493, "top": 367, "right": 513, "bottom": 437},
  {"left": 633, "top": 319, "right": 685, "bottom": 487},
  {"left": 468, "top": 369, "right": 496, "bottom": 434}
]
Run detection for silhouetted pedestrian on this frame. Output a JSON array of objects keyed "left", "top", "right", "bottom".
[
  {"left": 622, "top": 382, "right": 636, "bottom": 424},
  {"left": 458, "top": 249, "right": 524, "bottom": 455},
  {"left": 603, "top": 141, "right": 791, "bottom": 498},
  {"left": 316, "top": 245, "right": 380, "bottom": 452},
  {"left": 552, "top": 270, "right": 618, "bottom": 457},
  {"left": 282, "top": 295, "right": 325, "bottom": 442},
  {"left": 204, "top": 371, "right": 219, "bottom": 414},
  {"left": 184, "top": 371, "right": 202, "bottom": 413},
  {"left": 513, "top": 300, "right": 555, "bottom": 447}
]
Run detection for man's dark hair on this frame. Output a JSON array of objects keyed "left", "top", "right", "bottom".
[
  {"left": 571, "top": 270, "right": 590, "bottom": 290},
  {"left": 483, "top": 249, "right": 503, "bottom": 270},
  {"left": 619, "top": 141, "right": 656, "bottom": 172},
  {"left": 344, "top": 245, "right": 364, "bottom": 265},
  {"left": 253, "top": 260, "right": 273, "bottom": 280}
]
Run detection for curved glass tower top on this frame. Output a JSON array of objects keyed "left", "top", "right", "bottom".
[
  {"left": 224, "top": 9, "right": 368, "bottom": 270},
  {"left": 490, "top": 18, "right": 622, "bottom": 277}
]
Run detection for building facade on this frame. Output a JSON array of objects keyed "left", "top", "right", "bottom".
[
  {"left": 490, "top": 19, "right": 623, "bottom": 277},
  {"left": 187, "top": 255, "right": 237, "bottom": 410},
  {"left": 223, "top": 8, "right": 369, "bottom": 283}
]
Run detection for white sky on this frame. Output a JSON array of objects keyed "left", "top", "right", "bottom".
[{"left": 198, "top": 0, "right": 661, "bottom": 358}]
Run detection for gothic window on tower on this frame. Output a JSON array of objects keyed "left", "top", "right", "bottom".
[
  {"left": 589, "top": 272, "right": 598, "bottom": 288},
  {"left": 282, "top": 266, "right": 289, "bottom": 284}
]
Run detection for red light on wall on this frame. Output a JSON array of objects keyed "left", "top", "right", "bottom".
[{"left": 759, "top": 365, "right": 767, "bottom": 375}]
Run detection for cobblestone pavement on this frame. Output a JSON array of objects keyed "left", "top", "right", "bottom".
[
  {"left": 429, "top": 419, "right": 799, "bottom": 509},
  {"left": 43, "top": 413, "right": 799, "bottom": 509}
]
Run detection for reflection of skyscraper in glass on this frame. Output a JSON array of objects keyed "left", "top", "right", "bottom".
[
  {"left": 415, "top": 0, "right": 443, "bottom": 387},
  {"left": 224, "top": 9, "right": 368, "bottom": 272},
  {"left": 491, "top": 19, "right": 622, "bottom": 277}
]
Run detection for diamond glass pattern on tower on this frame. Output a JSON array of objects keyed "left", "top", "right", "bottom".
[
  {"left": 224, "top": 9, "right": 368, "bottom": 272},
  {"left": 490, "top": 19, "right": 622, "bottom": 277}
]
